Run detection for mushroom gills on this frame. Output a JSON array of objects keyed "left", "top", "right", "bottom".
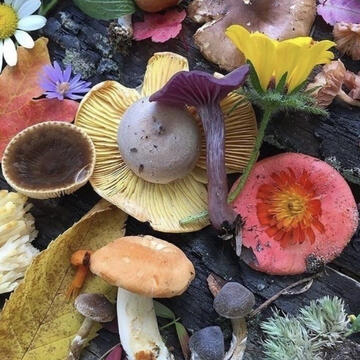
[{"left": 117, "top": 288, "right": 174, "bottom": 360}]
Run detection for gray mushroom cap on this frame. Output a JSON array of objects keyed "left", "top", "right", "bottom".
[
  {"left": 189, "top": 326, "right": 224, "bottom": 360},
  {"left": 75, "top": 293, "right": 116, "bottom": 323},
  {"left": 213, "top": 282, "right": 255, "bottom": 319},
  {"left": 117, "top": 97, "right": 201, "bottom": 184}
]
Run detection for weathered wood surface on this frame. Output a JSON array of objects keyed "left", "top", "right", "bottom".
[{"left": 1, "top": 1, "right": 360, "bottom": 359}]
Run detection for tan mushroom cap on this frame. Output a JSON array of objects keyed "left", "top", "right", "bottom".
[
  {"left": 90, "top": 235, "right": 195, "bottom": 298},
  {"left": 188, "top": 0, "right": 316, "bottom": 71},
  {"left": 2, "top": 122, "right": 96, "bottom": 199}
]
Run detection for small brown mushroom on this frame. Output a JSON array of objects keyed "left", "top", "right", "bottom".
[
  {"left": 307, "top": 60, "right": 360, "bottom": 108},
  {"left": 333, "top": 22, "right": 360, "bottom": 61},
  {"left": 117, "top": 97, "right": 201, "bottom": 184},
  {"left": 188, "top": 0, "right": 316, "bottom": 71},
  {"left": 68, "top": 293, "right": 116, "bottom": 360},
  {"left": 2, "top": 122, "right": 95, "bottom": 199}
]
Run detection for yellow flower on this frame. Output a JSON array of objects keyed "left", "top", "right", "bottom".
[
  {"left": 75, "top": 52, "right": 257, "bottom": 233},
  {"left": 226, "top": 25, "right": 335, "bottom": 92}
]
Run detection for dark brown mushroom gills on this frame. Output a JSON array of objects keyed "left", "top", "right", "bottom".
[
  {"left": 4, "top": 124, "right": 93, "bottom": 190},
  {"left": 117, "top": 97, "right": 201, "bottom": 184}
]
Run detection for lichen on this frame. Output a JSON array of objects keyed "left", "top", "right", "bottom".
[{"left": 63, "top": 49, "right": 97, "bottom": 79}]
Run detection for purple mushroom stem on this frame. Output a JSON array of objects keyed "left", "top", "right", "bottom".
[
  {"left": 198, "top": 103, "right": 236, "bottom": 229},
  {"left": 150, "top": 66, "right": 250, "bottom": 243}
]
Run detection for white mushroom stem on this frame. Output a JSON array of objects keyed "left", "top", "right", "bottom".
[
  {"left": 117, "top": 14, "right": 133, "bottom": 37},
  {"left": 67, "top": 318, "right": 94, "bottom": 360},
  {"left": 117, "top": 288, "right": 174, "bottom": 360},
  {"left": 224, "top": 318, "right": 247, "bottom": 360}
]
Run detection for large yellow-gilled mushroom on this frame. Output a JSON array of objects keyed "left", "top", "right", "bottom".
[{"left": 75, "top": 52, "right": 257, "bottom": 232}]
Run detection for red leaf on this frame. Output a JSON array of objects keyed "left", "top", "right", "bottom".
[
  {"left": 106, "top": 344, "right": 122, "bottom": 360},
  {"left": 133, "top": 9, "right": 186, "bottom": 43},
  {"left": 0, "top": 38, "right": 79, "bottom": 160}
]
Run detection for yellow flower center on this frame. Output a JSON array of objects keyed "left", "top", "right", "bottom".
[
  {"left": 256, "top": 169, "right": 325, "bottom": 247},
  {"left": 272, "top": 191, "right": 307, "bottom": 219},
  {"left": 0, "top": 4, "right": 18, "bottom": 40}
]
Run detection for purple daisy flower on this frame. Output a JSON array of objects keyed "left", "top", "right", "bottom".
[{"left": 39, "top": 61, "right": 91, "bottom": 100}]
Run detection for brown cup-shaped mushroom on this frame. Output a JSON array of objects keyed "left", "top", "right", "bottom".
[{"left": 2, "top": 122, "right": 96, "bottom": 199}]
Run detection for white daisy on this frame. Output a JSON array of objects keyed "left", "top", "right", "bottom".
[{"left": 0, "top": 0, "right": 46, "bottom": 70}]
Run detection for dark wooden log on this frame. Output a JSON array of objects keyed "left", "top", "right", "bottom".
[{"left": 0, "top": 1, "right": 360, "bottom": 359}]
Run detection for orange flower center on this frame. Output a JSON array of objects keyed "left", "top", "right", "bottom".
[{"left": 256, "top": 168, "right": 325, "bottom": 247}]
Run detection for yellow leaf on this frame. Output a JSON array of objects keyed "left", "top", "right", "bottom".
[{"left": 0, "top": 200, "right": 127, "bottom": 359}]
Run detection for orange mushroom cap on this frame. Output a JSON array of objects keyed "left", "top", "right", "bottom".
[{"left": 231, "top": 153, "right": 358, "bottom": 275}]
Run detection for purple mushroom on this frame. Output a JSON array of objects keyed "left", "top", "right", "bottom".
[{"left": 150, "top": 66, "right": 250, "bottom": 243}]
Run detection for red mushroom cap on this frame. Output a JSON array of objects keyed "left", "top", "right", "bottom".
[{"left": 232, "top": 153, "right": 358, "bottom": 275}]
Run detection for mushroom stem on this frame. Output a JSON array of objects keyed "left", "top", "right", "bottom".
[
  {"left": 224, "top": 318, "right": 247, "bottom": 360},
  {"left": 116, "top": 287, "right": 174, "bottom": 360},
  {"left": 228, "top": 107, "right": 273, "bottom": 202},
  {"left": 117, "top": 14, "right": 133, "bottom": 37},
  {"left": 67, "top": 317, "right": 94, "bottom": 360},
  {"left": 199, "top": 104, "right": 237, "bottom": 230},
  {"left": 337, "top": 89, "right": 360, "bottom": 107}
]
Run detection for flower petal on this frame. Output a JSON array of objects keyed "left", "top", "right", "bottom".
[
  {"left": 14, "top": 30, "right": 34, "bottom": 48},
  {"left": 17, "top": 0, "right": 41, "bottom": 18},
  {"left": 12, "top": 0, "right": 28, "bottom": 11},
  {"left": 3, "top": 38, "right": 17, "bottom": 67},
  {"left": 141, "top": 52, "right": 189, "bottom": 97},
  {"left": 0, "top": 41, "right": 3, "bottom": 73},
  {"left": 17, "top": 15, "right": 47, "bottom": 31}
]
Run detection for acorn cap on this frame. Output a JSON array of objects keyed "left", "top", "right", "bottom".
[
  {"left": 75, "top": 293, "right": 116, "bottom": 323},
  {"left": 213, "top": 282, "right": 255, "bottom": 319},
  {"left": 90, "top": 235, "right": 195, "bottom": 298},
  {"left": 2, "top": 122, "right": 95, "bottom": 199}
]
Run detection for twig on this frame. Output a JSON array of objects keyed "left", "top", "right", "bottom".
[{"left": 249, "top": 273, "right": 322, "bottom": 318}]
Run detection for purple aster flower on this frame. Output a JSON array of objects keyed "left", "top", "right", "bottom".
[{"left": 39, "top": 61, "right": 91, "bottom": 100}]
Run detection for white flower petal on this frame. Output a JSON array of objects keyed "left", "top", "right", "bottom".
[
  {"left": 3, "top": 38, "right": 17, "bottom": 67},
  {"left": 4, "top": 0, "right": 13, "bottom": 5},
  {"left": 0, "top": 41, "right": 4, "bottom": 73},
  {"left": 12, "top": 0, "right": 28, "bottom": 11},
  {"left": 17, "top": 0, "right": 41, "bottom": 19},
  {"left": 17, "top": 15, "right": 46, "bottom": 31},
  {"left": 14, "top": 30, "right": 34, "bottom": 48}
]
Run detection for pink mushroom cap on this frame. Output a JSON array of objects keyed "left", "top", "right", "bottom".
[{"left": 232, "top": 153, "right": 358, "bottom": 275}]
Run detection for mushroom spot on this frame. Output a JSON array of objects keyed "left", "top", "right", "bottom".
[{"left": 117, "top": 97, "right": 201, "bottom": 184}]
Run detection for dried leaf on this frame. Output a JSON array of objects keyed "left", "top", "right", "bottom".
[
  {"left": 105, "top": 344, "right": 122, "bottom": 360},
  {"left": 154, "top": 300, "right": 176, "bottom": 320},
  {"left": 0, "top": 37, "right": 79, "bottom": 160},
  {"left": 317, "top": 0, "right": 360, "bottom": 25},
  {"left": 0, "top": 200, "right": 127, "bottom": 360},
  {"left": 175, "top": 322, "right": 190, "bottom": 360}
]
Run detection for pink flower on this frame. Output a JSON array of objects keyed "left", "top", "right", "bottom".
[{"left": 133, "top": 9, "right": 186, "bottom": 43}]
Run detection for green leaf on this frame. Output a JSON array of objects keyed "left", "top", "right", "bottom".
[
  {"left": 275, "top": 72, "right": 288, "bottom": 94},
  {"left": 73, "top": 0, "right": 136, "bottom": 20},
  {"left": 247, "top": 60, "right": 265, "bottom": 95},
  {"left": 175, "top": 322, "right": 190, "bottom": 360},
  {"left": 154, "top": 301, "right": 176, "bottom": 320}
]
